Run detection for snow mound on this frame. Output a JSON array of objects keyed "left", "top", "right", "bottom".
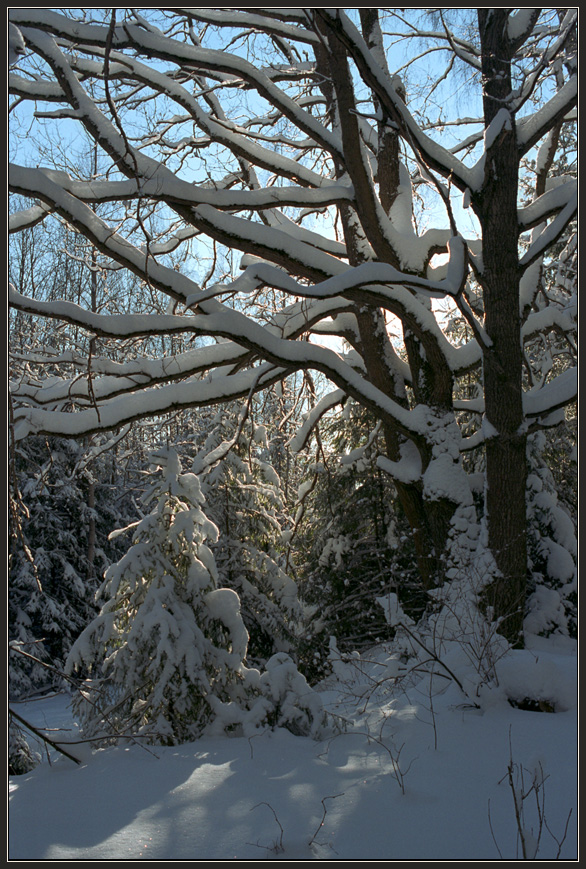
[{"left": 478, "top": 647, "right": 577, "bottom": 713}]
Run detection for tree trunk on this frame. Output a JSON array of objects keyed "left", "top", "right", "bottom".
[
  {"left": 316, "top": 14, "right": 459, "bottom": 591},
  {"left": 475, "top": 11, "right": 527, "bottom": 645}
]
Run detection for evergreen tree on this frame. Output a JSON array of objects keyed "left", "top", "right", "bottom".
[
  {"left": 191, "top": 404, "right": 305, "bottom": 666},
  {"left": 8, "top": 435, "right": 133, "bottom": 697},
  {"left": 293, "top": 401, "right": 423, "bottom": 676},
  {"left": 66, "top": 448, "right": 327, "bottom": 743},
  {"left": 525, "top": 433, "right": 577, "bottom": 639},
  {"left": 8, "top": 718, "right": 40, "bottom": 776},
  {"left": 66, "top": 449, "right": 251, "bottom": 742}
]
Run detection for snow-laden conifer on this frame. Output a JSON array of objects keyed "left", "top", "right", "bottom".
[
  {"left": 67, "top": 448, "right": 327, "bottom": 743},
  {"left": 8, "top": 436, "right": 124, "bottom": 698},
  {"left": 66, "top": 449, "right": 256, "bottom": 742},
  {"left": 525, "top": 433, "right": 577, "bottom": 639},
  {"left": 192, "top": 407, "right": 304, "bottom": 665}
]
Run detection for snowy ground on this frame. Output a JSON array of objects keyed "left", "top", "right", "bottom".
[{"left": 9, "top": 636, "right": 577, "bottom": 861}]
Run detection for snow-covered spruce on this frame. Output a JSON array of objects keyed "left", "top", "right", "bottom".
[
  {"left": 8, "top": 718, "right": 41, "bottom": 776},
  {"left": 8, "top": 435, "right": 124, "bottom": 699},
  {"left": 192, "top": 407, "right": 304, "bottom": 666},
  {"left": 525, "top": 432, "right": 577, "bottom": 640},
  {"left": 66, "top": 449, "right": 326, "bottom": 744}
]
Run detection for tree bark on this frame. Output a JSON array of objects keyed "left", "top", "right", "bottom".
[{"left": 475, "top": 10, "right": 527, "bottom": 645}]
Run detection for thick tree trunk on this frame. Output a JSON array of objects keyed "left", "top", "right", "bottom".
[{"left": 475, "top": 11, "right": 527, "bottom": 645}]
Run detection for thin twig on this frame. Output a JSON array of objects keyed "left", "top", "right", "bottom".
[
  {"left": 309, "top": 793, "right": 344, "bottom": 847},
  {"left": 396, "top": 621, "right": 478, "bottom": 704},
  {"left": 249, "top": 802, "right": 285, "bottom": 853}
]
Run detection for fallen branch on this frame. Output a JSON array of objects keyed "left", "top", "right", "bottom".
[{"left": 9, "top": 708, "right": 82, "bottom": 766}]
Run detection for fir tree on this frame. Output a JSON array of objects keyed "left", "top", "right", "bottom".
[
  {"left": 294, "top": 401, "right": 422, "bottom": 671},
  {"left": 66, "top": 448, "right": 327, "bottom": 743},
  {"left": 8, "top": 436, "right": 130, "bottom": 697},
  {"left": 525, "top": 433, "right": 577, "bottom": 639},
  {"left": 67, "top": 449, "right": 256, "bottom": 743},
  {"left": 191, "top": 405, "right": 304, "bottom": 666}
]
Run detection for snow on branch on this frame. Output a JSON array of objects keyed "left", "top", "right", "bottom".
[
  {"left": 456, "top": 367, "right": 577, "bottom": 442},
  {"left": 9, "top": 70, "right": 65, "bottom": 102},
  {"left": 163, "top": 8, "right": 321, "bottom": 47},
  {"left": 518, "top": 180, "right": 577, "bottom": 231},
  {"left": 9, "top": 287, "right": 205, "bottom": 340},
  {"left": 45, "top": 174, "right": 354, "bottom": 214},
  {"left": 11, "top": 291, "right": 432, "bottom": 444},
  {"left": 187, "top": 235, "right": 468, "bottom": 308},
  {"left": 523, "top": 368, "right": 577, "bottom": 420},
  {"left": 8, "top": 202, "right": 53, "bottom": 233},
  {"left": 114, "top": 21, "right": 344, "bottom": 160},
  {"left": 11, "top": 363, "right": 285, "bottom": 441},
  {"left": 288, "top": 388, "right": 347, "bottom": 453},
  {"left": 66, "top": 51, "right": 332, "bottom": 191},
  {"left": 519, "top": 193, "right": 577, "bottom": 271},
  {"left": 9, "top": 164, "right": 202, "bottom": 304},
  {"left": 377, "top": 440, "right": 422, "bottom": 485},
  {"left": 517, "top": 75, "right": 577, "bottom": 155},
  {"left": 506, "top": 9, "right": 542, "bottom": 48},
  {"left": 186, "top": 205, "right": 347, "bottom": 282}
]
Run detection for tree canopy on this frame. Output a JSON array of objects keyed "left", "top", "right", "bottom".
[{"left": 9, "top": 9, "right": 577, "bottom": 648}]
